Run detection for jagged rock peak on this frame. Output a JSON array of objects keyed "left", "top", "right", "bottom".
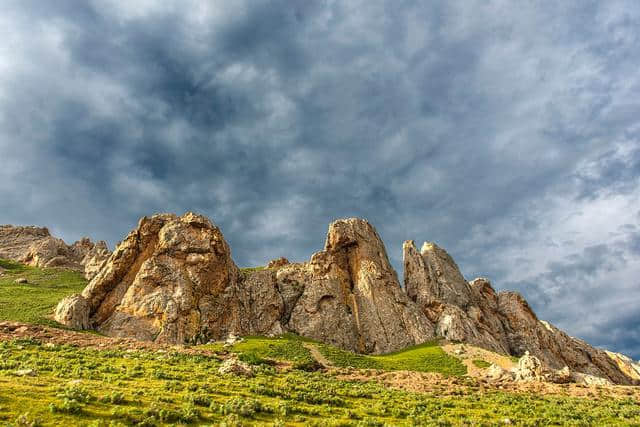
[
  {"left": 0, "top": 224, "right": 110, "bottom": 278},
  {"left": 55, "top": 213, "right": 435, "bottom": 353},
  {"left": 288, "top": 218, "right": 433, "bottom": 354},
  {"left": 403, "top": 236, "right": 637, "bottom": 385}
]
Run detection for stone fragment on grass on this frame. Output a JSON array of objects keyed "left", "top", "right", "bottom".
[
  {"left": 485, "top": 364, "right": 514, "bottom": 381},
  {"left": 15, "top": 277, "right": 28, "bottom": 284},
  {"left": 513, "top": 352, "right": 543, "bottom": 381},
  {"left": 218, "top": 355, "right": 253, "bottom": 377},
  {"left": 14, "top": 369, "right": 36, "bottom": 377}
]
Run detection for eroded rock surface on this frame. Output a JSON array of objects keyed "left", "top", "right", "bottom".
[
  {"left": 0, "top": 224, "right": 110, "bottom": 278},
  {"left": 286, "top": 219, "right": 434, "bottom": 354},
  {"left": 403, "top": 240, "right": 638, "bottom": 385},
  {"left": 50, "top": 212, "right": 639, "bottom": 384},
  {"left": 55, "top": 215, "right": 433, "bottom": 353}
]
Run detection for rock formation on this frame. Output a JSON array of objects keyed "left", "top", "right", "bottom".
[
  {"left": 283, "top": 218, "right": 433, "bottom": 353},
  {"left": 48, "top": 212, "right": 639, "bottom": 384},
  {"left": 55, "top": 214, "right": 433, "bottom": 353},
  {"left": 403, "top": 240, "right": 638, "bottom": 385},
  {"left": 0, "top": 225, "right": 110, "bottom": 279}
]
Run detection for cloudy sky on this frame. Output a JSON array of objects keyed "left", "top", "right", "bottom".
[{"left": 1, "top": 1, "right": 639, "bottom": 358}]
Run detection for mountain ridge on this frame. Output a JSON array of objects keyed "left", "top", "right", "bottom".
[{"left": 2, "top": 212, "right": 638, "bottom": 385}]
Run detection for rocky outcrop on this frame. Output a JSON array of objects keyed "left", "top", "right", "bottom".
[
  {"left": 0, "top": 224, "right": 110, "bottom": 278},
  {"left": 285, "top": 219, "right": 433, "bottom": 353},
  {"left": 51, "top": 212, "right": 638, "bottom": 384},
  {"left": 56, "top": 214, "right": 433, "bottom": 353},
  {"left": 403, "top": 240, "right": 638, "bottom": 385}
]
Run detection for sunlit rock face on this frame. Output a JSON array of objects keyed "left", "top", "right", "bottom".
[
  {"left": 54, "top": 214, "right": 433, "bottom": 353},
  {"left": 403, "top": 240, "right": 637, "bottom": 385},
  {"left": 52, "top": 211, "right": 638, "bottom": 384}
]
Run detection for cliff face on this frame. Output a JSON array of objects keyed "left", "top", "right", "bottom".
[
  {"left": 50, "top": 212, "right": 638, "bottom": 384},
  {"left": 403, "top": 240, "right": 636, "bottom": 385},
  {"left": 0, "top": 225, "right": 110, "bottom": 280},
  {"left": 55, "top": 214, "right": 432, "bottom": 353}
]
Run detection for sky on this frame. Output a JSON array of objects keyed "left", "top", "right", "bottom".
[{"left": 1, "top": 1, "right": 639, "bottom": 359}]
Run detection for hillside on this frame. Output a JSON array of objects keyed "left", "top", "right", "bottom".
[
  {"left": 1, "top": 214, "right": 640, "bottom": 425},
  {"left": 1, "top": 318, "right": 640, "bottom": 425}
]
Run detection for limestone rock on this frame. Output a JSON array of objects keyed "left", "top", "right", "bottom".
[
  {"left": 81, "top": 240, "right": 111, "bottom": 280},
  {"left": 0, "top": 225, "right": 50, "bottom": 261},
  {"left": 513, "top": 352, "right": 543, "bottom": 381},
  {"left": 54, "top": 294, "right": 90, "bottom": 329},
  {"left": 15, "top": 277, "right": 28, "bottom": 284},
  {"left": 55, "top": 213, "right": 285, "bottom": 344},
  {"left": 545, "top": 366, "right": 572, "bottom": 384},
  {"left": 403, "top": 239, "right": 637, "bottom": 385},
  {"left": 0, "top": 224, "right": 111, "bottom": 278},
  {"left": 485, "top": 363, "right": 514, "bottom": 381},
  {"left": 287, "top": 219, "right": 434, "bottom": 354},
  {"left": 267, "top": 257, "right": 289, "bottom": 269},
  {"left": 218, "top": 354, "right": 253, "bottom": 377}
]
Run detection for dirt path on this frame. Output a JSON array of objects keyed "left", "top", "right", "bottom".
[{"left": 303, "top": 342, "right": 332, "bottom": 368}]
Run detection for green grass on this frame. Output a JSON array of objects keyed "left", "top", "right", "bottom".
[
  {"left": 472, "top": 359, "right": 492, "bottom": 369},
  {"left": 0, "top": 258, "right": 87, "bottom": 325},
  {"left": 219, "top": 334, "right": 320, "bottom": 370},
  {"left": 1, "top": 339, "right": 639, "bottom": 426},
  {"left": 319, "top": 341, "right": 468, "bottom": 377}
]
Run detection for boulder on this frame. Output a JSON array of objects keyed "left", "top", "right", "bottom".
[
  {"left": 54, "top": 294, "right": 90, "bottom": 329},
  {"left": 513, "top": 352, "right": 543, "bottom": 381},
  {"left": 485, "top": 363, "right": 514, "bottom": 381}
]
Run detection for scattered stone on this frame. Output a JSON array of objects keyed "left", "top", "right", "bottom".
[
  {"left": 14, "top": 369, "right": 36, "bottom": 377},
  {"left": 15, "top": 277, "right": 28, "bottom": 284},
  {"left": 514, "top": 352, "right": 544, "bottom": 382},
  {"left": 218, "top": 355, "right": 253, "bottom": 377},
  {"left": 485, "top": 364, "right": 514, "bottom": 381}
]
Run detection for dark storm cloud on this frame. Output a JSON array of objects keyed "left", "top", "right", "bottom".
[{"left": 1, "top": 1, "right": 640, "bottom": 358}]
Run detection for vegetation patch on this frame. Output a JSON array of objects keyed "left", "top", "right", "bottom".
[
  {"left": 473, "top": 359, "right": 492, "bottom": 369},
  {"left": 319, "top": 341, "right": 467, "bottom": 377},
  {"left": 0, "top": 340, "right": 639, "bottom": 425},
  {"left": 230, "top": 334, "right": 315, "bottom": 365},
  {"left": 0, "top": 259, "right": 87, "bottom": 325}
]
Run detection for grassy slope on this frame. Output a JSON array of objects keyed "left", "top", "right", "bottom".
[
  {"left": 319, "top": 341, "right": 467, "bottom": 377},
  {"left": 1, "top": 261, "right": 639, "bottom": 425},
  {"left": 1, "top": 339, "right": 640, "bottom": 426},
  {"left": 0, "top": 259, "right": 87, "bottom": 325}
]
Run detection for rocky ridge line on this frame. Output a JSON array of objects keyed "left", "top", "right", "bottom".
[
  {"left": 0, "top": 225, "right": 111, "bottom": 280},
  {"left": 49, "top": 212, "right": 639, "bottom": 385}
]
